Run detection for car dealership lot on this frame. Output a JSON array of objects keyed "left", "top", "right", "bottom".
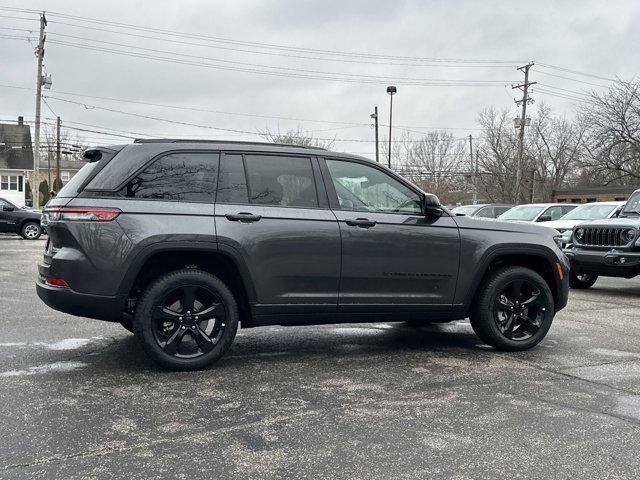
[{"left": 1, "top": 235, "right": 639, "bottom": 479}]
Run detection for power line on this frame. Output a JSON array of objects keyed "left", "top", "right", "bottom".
[
  {"left": 534, "top": 70, "right": 609, "bottom": 88},
  {"left": 44, "top": 32, "right": 518, "bottom": 84},
  {"left": 536, "top": 63, "right": 616, "bottom": 82},
  {"left": 45, "top": 21, "right": 519, "bottom": 69}
]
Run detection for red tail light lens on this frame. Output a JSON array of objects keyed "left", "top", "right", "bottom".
[
  {"left": 45, "top": 277, "right": 68, "bottom": 287},
  {"left": 44, "top": 207, "right": 121, "bottom": 222}
]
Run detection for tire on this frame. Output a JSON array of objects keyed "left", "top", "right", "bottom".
[
  {"left": 134, "top": 269, "right": 238, "bottom": 371},
  {"left": 569, "top": 270, "right": 598, "bottom": 289},
  {"left": 470, "top": 266, "right": 555, "bottom": 351},
  {"left": 20, "top": 221, "right": 42, "bottom": 240}
]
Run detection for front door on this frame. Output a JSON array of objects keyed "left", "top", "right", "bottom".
[
  {"left": 214, "top": 152, "right": 340, "bottom": 314},
  {"left": 321, "top": 158, "right": 460, "bottom": 312},
  {"left": 0, "top": 199, "right": 18, "bottom": 233}
]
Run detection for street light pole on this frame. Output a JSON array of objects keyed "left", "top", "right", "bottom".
[
  {"left": 386, "top": 86, "right": 396, "bottom": 169},
  {"left": 370, "top": 106, "right": 379, "bottom": 163}
]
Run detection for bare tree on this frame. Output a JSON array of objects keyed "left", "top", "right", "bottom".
[
  {"left": 258, "top": 127, "right": 335, "bottom": 150},
  {"left": 475, "top": 108, "right": 520, "bottom": 202},
  {"left": 395, "top": 131, "right": 469, "bottom": 203},
  {"left": 579, "top": 80, "right": 640, "bottom": 184},
  {"left": 529, "top": 103, "right": 586, "bottom": 201}
]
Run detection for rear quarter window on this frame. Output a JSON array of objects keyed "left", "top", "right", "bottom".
[{"left": 55, "top": 162, "right": 100, "bottom": 198}]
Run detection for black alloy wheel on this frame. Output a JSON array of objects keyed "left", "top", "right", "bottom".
[
  {"left": 152, "top": 285, "right": 227, "bottom": 358},
  {"left": 134, "top": 269, "right": 238, "bottom": 370},
  {"left": 494, "top": 280, "right": 545, "bottom": 341},
  {"left": 470, "top": 266, "right": 555, "bottom": 351}
]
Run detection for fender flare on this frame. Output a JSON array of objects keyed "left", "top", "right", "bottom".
[
  {"left": 117, "top": 241, "right": 257, "bottom": 304},
  {"left": 462, "top": 243, "right": 560, "bottom": 309}
]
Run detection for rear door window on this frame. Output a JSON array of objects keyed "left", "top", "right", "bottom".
[{"left": 120, "top": 152, "right": 219, "bottom": 202}]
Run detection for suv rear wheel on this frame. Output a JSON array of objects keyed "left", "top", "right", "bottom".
[
  {"left": 470, "top": 266, "right": 554, "bottom": 351},
  {"left": 134, "top": 269, "right": 238, "bottom": 370},
  {"left": 21, "top": 221, "right": 42, "bottom": 240},
  {"left": 568, "top": 271, "right": 598, "bottom": 289}
]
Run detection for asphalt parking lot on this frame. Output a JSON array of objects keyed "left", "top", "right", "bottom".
[{"left": 1, "top": 235, "right": 639, "bottom": 479}]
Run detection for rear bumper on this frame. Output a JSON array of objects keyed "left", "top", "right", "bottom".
[
  {"left": 36, "top": 274, "right": 125, "bottom": 322},
  {"left": 563, "top": 248, "right": 640, "bottom": 278}
]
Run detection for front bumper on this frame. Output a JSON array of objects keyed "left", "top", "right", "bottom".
[{"left": 563, "top": 247, "right": 640, "bottom": 278}]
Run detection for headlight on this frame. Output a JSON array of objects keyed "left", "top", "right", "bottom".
[
  {"left": 574, "top": 228, "right": 584, "bottom": 242},
  {"left": 624, "top": 228, "right": 636, "bottom": 243}
]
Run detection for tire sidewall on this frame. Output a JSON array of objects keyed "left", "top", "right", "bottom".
[
  {"left": 473, "top": 267, "right": 555, "bottom": 350},
  {"left": 134, "top": 270, "right": 238, "bottom": 370}
]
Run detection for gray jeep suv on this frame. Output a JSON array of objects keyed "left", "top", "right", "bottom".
[{"left": 37, "top": 140, "right": 569, "bottom": 370}]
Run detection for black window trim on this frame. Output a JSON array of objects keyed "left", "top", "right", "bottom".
[
  {"left": 216, "top": 151, "right": 326, "bottom": 210},
  {"left": 318, "top": 156, "right": 426, "bottom": 216}
]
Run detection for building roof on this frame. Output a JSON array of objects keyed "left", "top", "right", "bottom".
[
  {"left": 554, "top": 186, "right": 637, "bottom": 195},
  {"left": 0, "top": 121, "right": 33, "bottom": 171}
]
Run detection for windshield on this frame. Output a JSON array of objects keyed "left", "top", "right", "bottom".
[
  {"left": 561, "top": 203, "right": 618, "bottom": 220},
  {"left": 622, "top": 192, "right": 640, "bottom": 214},
  {"left": 498, "top": 205, "right": 545, "bottom": 221},
  {"left": 451, "top": 205, "right": 481, "bottom": 216}
]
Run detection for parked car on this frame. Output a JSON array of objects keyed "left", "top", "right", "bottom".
[
  {"left": 0, "top": 197, "right": 43, "bottom": 239},
  {"left": 543, "top": 201, "right": 625, "bottom": 246},
  {"left": 564, "top": 189, "right": 640, "bottom": 289},
  {"left": 497, "top": 203, "right": 577, "bottom": 223},
  {"left": 37, "top": 140, "right": 569, "bottom": 370},
  {"left": 451, "top": 203, "right": 514, "bottom": 219}
]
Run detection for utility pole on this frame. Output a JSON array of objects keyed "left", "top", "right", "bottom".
[
  {"left": 32, "top": 12, "right": 46, "bottom": 209},
  {"left": 370, "top": 106, "right": 379, "bottom": 163},
  {"left": 469, "top": 134, "right": 477, "bottom": 204},
  {"left": 56, "top": 116, "right": 61, "bottom": 190},
  {"left": 512, "top": 62, "right": 535, "bottom": 204},
  {"left": 386, "top": 86, "right": 397, "bottom": 169}
]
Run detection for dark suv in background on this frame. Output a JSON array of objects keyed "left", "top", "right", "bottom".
[
  {"left": 0, "top": 197, "right": 43, "bottom": 240},
  {"left": 37, "top": 140, "right": 569, "bottom": 370}
]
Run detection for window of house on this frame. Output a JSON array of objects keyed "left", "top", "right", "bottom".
[
  {"left": 120, "top": 152, "right": 219, "bottom": 202},
  {"left": 325, "top": 159, "right": 421, "bottom": 214},
  {"left": 1, "top": 175, "right": 21, "bottom": 191}
]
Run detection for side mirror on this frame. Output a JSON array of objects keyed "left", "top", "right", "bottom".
[
  {"left": 537, "top": 215, "right": 552, "bottom": 222},
  {"left": 422, "top": 194, "right": 442, "bottom": 217},
  {"left": 2, "top": 205, "right": 14, "bottom": 212}
]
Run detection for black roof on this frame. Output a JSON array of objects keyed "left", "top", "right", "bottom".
[{"left": 0, "top": 122, "right": 33, "bottom": 170}]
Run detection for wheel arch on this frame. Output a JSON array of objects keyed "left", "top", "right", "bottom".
[
  {"left": 464, "top": 245, "right": 562, "bottom": 315},
  {"left": 119, "top": 242, "right": 256, "bottom": 326}
]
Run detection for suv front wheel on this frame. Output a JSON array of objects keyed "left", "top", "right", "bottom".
[
  {"left": 134, "top": 269, "right": 238, "bottom": 370},
  {"left": 470, "top": 266, "right": 555, "bottom": 351}
]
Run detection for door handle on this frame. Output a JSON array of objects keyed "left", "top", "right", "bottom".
[
  {"left": 345, "top": 218, "right": 376, "bottom": 228},
  {"left": 225, "top": 212, "right": 262, "bottom": 223}
]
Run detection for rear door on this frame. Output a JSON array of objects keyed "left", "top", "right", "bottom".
[
  {"left": 214, "top": 152, "right": 340, "bottom": 313},
  {"left": 320, "top": 157, "right": 460, "bottom": 311}
]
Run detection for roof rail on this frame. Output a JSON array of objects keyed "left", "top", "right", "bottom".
[{"left": 132, "top": 138, "right": 327, "bottom": 150}]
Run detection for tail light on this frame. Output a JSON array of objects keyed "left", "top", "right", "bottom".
[
  {"left": 45, "top": 277, "right": 68, "bottom": 287},
  {"left": 43, "top": 207, "right": 121, "bottom": 223}
]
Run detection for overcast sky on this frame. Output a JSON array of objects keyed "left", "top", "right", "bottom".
[{"left": 0, "top": 0, "right": 638, "bottom": 159}]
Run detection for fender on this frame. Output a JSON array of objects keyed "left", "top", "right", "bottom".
[
  {"left": 461, "top": 242, "right": 562, "bottom": 311},
  {"left": 116, "top": 240, "right": 257, "bottom": 304}
]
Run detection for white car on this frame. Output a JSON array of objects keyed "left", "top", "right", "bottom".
[
  {"left": 542, "top": 201, "right": 625, "bottom": 245},
  {"left": 496, "top": 203, "right": 578, "bottom": 224}
]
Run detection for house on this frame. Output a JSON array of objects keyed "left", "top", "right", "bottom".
[
  {"left": 0, "top": 117, "right": 33, "bottom": 206},
  {"left": 37, "top": 155, "right": 88, "bottom": 187}
]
